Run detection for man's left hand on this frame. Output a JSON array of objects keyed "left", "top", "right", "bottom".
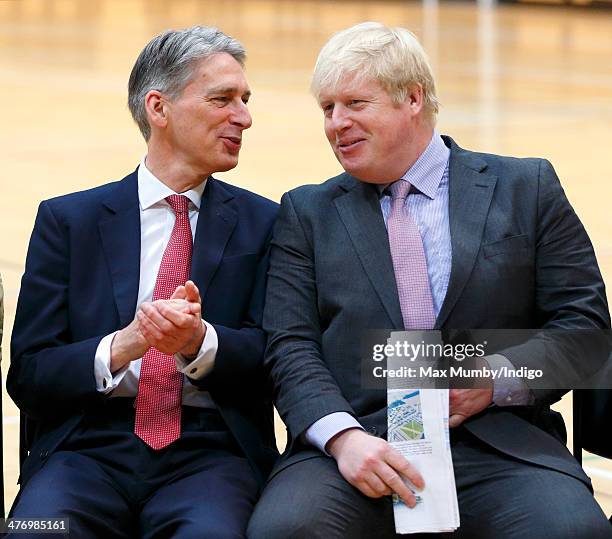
[{"left": 448, "top": 388, "right": 493, "bottom": 428}]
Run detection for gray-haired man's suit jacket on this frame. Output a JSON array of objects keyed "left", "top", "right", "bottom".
[{"left": 263, "top": 135, "right": 610, "bottom": 486}]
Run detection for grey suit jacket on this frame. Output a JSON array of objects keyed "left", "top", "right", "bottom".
[{"left": 263, "top": 136, "right": 610, "bottom": 485}]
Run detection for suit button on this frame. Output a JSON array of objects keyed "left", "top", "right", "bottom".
[
  {"left": 366, "top": 426, "right": 378, "bottom": 436},
  {"left": 39, "top": 450, "right": 49, "bottom": 459}
]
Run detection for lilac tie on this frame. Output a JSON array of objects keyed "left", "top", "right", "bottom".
[{"left": 387, "top": 180, "right": 436, "bottom": 330}]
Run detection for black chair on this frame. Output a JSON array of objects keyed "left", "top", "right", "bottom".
[
  {"left": 1, "top": 364, "right": 4, "bottom": 520},
  {"left": 573, "top": 388, "right": 612, "bottom": 464},
  {"left": 1, "top": 272, "right": 4, "bottom": 519},
  {"left": 573, "top": 350, "right": 612, "bottom": 465},
  {"left": 573, "top": 362, "right": 612, "bottom": 525}
]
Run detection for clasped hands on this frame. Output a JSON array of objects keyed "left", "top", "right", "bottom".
[{"left": 110, "top": 280, "right": 205, "bottom": 372}]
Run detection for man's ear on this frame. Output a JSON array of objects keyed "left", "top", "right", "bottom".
[
  {"left": 144, "top": 90, "right": 168, "bottom": 130},
  {"left": 405, "top": 84, "right": 424, "bottom": 116}
]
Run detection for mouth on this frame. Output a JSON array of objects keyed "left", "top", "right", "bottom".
[
  {"left": 221, "top": 136, "right": 242, "bottom": 152},
  {"left": 336, "top": 138, "right": 365, "bottom": 153}
]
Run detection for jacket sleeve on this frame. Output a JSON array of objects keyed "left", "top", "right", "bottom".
[
  {"left": 262, "top": 192, "right": 355, "bottom": 440},
  {"left": 501, "top": 159, "right": 611, "bottom": 404},
  {"left": 8, "top": 201, "right": 103, "bottom": 420},
  {"left": 193, "top": 237, "right": 272, "bottom": 392}
]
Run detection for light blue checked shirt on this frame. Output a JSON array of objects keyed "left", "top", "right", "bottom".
[{"left": 305, "top": 132, "right": 530, "bottom": 453}]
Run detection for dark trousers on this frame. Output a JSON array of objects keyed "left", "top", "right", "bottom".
[
  {"left": 247, "top": 427, "right": 612, "bottom": 539},
  {"left": 9, "top": 399, "right": 259, "bottom": 539}
]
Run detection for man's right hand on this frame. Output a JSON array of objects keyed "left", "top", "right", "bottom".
[
  {"left": 109, "top": 299, "right": 193, "bottom": 373},
  {"left": 110, "top": 317, "right": 150, "bottom": 373},
  {"left": 326, "top": 428, "right": 425, "bottom": 507}
]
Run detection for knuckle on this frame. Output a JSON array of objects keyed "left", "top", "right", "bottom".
[
  {"left": 372, "top": 439, "right": 388, "bottom": 458},
  {"left": 161, "top": 321, "right": 174, "bottom": 332},
  {"left": 362, "top": 455, "right": 377, "bottom": 468},
  {"left": 351, "top": 471, "right": 365, "bottom": 483},
  {"left": 381, "top": 485, "right": 393, "bottom": 496},
  {"left": 383, "top": 472, "right": 399, "bottom": 485},
  {"left": 354, "top": 464, "right": 368, "bottom": 478}
]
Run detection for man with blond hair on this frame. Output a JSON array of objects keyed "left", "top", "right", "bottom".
[{"left": 248, "top": 22, "right": 611, "bottom": 539}]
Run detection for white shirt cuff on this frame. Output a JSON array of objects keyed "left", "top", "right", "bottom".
[
  {"left": 94, "top": 331, "right": 130, "bottom": 394},
  {"left": 175, "top": 320, "right": 218, "bottom": 380},
  {"left": 487, "top": 354, "right": 535, "bottom": 406},
  {"left": 304, "top": 412, "right": 363, "bottom": 455}
]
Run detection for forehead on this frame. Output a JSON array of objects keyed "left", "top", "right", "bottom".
[
  {"left": 318, "top": 74, "right": 386, "bottom": 102},
  {"left": 187, "top": 53, "right": 250, "bottom": 93}
]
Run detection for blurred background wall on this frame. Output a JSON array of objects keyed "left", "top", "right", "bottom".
[{"left": 1, "top": 0, "right": 611, "bottom": 513}]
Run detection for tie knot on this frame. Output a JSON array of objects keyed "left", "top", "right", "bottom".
[
  {"left": 166, "top": 195, "right": 190, "bottom": 215},
  {"left": 388, "top": 180, "right": 412, "bottom": 201}
]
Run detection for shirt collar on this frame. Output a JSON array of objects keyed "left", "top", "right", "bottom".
[
  {"left": 137, "top": 155, "right": 206, "bottom": 211},
  {"left": 400, "top": 131, "right": 449, "bottom": 199},
  {"left": 378, "top": 131, "right": 450, "bottom": 200}
]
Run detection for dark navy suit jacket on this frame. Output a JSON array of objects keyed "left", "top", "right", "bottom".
[{"left": 9, "top": 169, "right": 279, "bottom": 488}]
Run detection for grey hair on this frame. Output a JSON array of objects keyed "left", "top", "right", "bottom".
[
  {"left": 128, "top": 25, "right": 246, "bottom": 140},
  {"left": 311, "top": 22, "right": 439, "bottom": 123}
]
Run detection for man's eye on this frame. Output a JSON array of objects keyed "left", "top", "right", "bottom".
[
  {"left": 322, "top": 104, "right": 334, "bottom": 115},
  {"left": 212, "top": 97, "right": 229, "bottom": 104}
]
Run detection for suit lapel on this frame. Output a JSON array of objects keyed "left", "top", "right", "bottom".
[
  {"left": 333, "top": 176, "right": 404, "bottom": 329},
  {"left": 436, "top": 138, "right": 497, "bottom": 328},
  {"left": 191, "top": 177, "right": 238, "bottom": 301},
  {"left": 99, "top": 170, "right": 141, "bottom": 328}
]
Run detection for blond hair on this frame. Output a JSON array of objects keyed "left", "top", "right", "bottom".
[{"left": 311, "top": 22, "right": 439, "bottom": 122}]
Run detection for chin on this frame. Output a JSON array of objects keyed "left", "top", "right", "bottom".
[
  {"left": 344, "top": 165, "right": 392, "bottom": 185},
  {"left": 339, "top": 161, "right": 383, "bottom": 184},
  {"left": 214, "top": 158, "right": 240, "bottom": 173},
  {"left": 353, "top": 175, "right": 390, "bottom": 185}
]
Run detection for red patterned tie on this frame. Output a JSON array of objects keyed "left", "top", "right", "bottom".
[{"left": 135, "top": 194, "right": 192, "bottom": 449}]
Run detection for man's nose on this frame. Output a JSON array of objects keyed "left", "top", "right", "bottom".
[
  {"left": 232, "top": 101, "right": 252, "bottom": 129},
  {"left": 331, "top": 105, "right": 351, "bottom": 131}
]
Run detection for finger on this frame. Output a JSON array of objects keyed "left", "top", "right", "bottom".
[
  {"left": 351, "top": 480, "right": 380, "bottom": 499},
  {"left": 374, "top": 462, "right": 413, "bottom": 502},
  {"left": 159, "top": 303, "right": 201, "bottom": 329},
  {"left": 160, "top": 299, "right": 191, "bottom": 312},
  {"left": 155, "top": 301, "right": 199, "bottom": 328},
  {"left": 184, "top": 301, "right": 201, "bottom": 317},
  {"left": 364, "top": 472, "right": 392, "bottom": 498},
  {"left": 141, "top": 303, "right": 181, "bottom": 333},
  {"left": 137, "top": 310, "right": 165, "bottom": 342},
  {"left": 449, "top": 413, "right": 466, "bottom": 428},
  {"left": 449, "top": 388, "right": 463, "bottom": 406},
  {"left": 371, "top": 462, "right": 407, "bottom": 498},
  {"left": 138, "top": 313, "right": 178, "bottom": 355},
  {"left": 377, "top": 462, "right": 418, "bottom": 507},
  {"left": 449, "top": 389, "right": 468, "bottom": 416},
  {"left": 184, "top": 280, "right": 201, "bottom": 303},
  {"left": 385, "top": 448, "right": 425, "bottom": 491},
  {"left": 170, "top": 285, "right": 187, "bottom": 300}
]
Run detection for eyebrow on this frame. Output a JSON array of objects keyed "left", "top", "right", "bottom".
[{"left": 207, "top": 86, "right": 251, "bottom": 98}]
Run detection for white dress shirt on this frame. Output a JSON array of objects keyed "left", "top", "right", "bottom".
[{"left": 93, "top": 157, "right": 218, "bottom": 408}]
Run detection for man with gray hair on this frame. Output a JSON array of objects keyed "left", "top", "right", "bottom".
[
  {"left": 248, "top": 22, "right": 611, "bottom": 538},
  {"left": 9, "top": 26, "right": 278, "bottom": 538}
]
